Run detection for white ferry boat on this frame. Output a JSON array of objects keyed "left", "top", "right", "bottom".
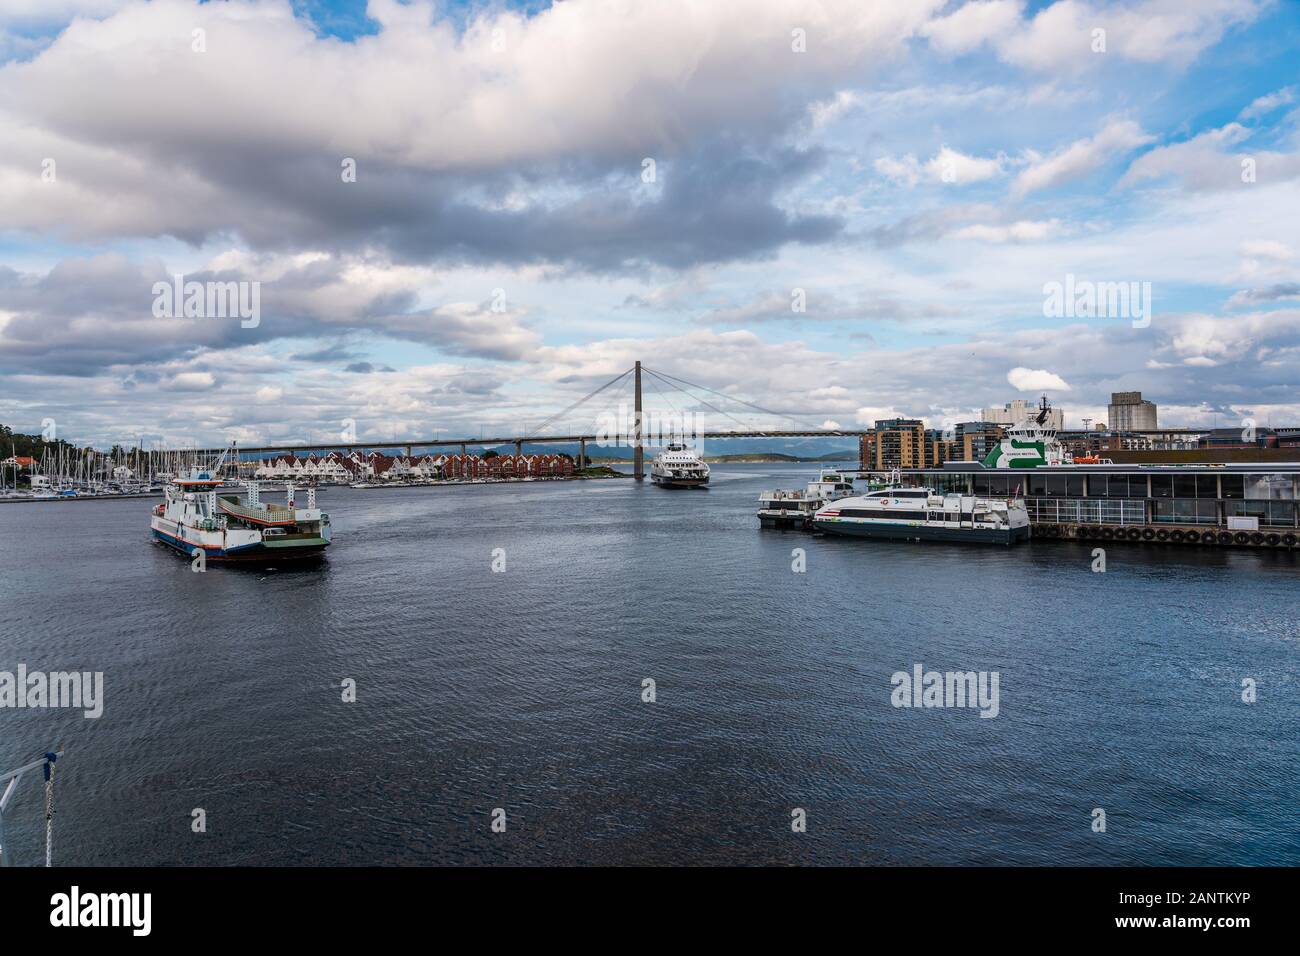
[
  {"left": 651, "top": 443, "right": 709, "bottom": 488},
  {"left": 150, "top": 467, "right": 331, "bottom": 562},
  {"left": 757, "top": 469, "right": 857, "bottom": 528},
  {"left": 813, "top": 482, "right": 1030, "bottom": 545}
]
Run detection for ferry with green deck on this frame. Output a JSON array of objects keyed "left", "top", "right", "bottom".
[{"left": 150, "top": 466, "right": 331, "bottom": 562}]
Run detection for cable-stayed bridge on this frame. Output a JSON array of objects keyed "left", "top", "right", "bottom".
[{"left": 180, "top": 362, "right": 867, "bottom": 480}]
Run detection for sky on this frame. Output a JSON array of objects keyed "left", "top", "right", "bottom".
[{"left": 0, "top": 0, "right": 1298, "bottom": 449}]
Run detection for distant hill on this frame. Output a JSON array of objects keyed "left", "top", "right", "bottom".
[
  {"left": 588, "top": 449, "right": 858, "bottom": 464},
  {"left": 536, "top": 439, "right": 860, "bottom": 462}
]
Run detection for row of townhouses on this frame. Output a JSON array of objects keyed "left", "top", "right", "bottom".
[{"left": 253, "top": 451, "right": 575, "bottom": 482}]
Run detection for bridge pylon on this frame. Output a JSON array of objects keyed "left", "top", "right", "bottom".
[{"left": 634, "top": 360, "right": 644, "bottom": 480}]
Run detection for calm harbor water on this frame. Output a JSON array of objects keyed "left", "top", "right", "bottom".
[{"left": 1, "top": 463, "right": 1297, "bottom": 866}]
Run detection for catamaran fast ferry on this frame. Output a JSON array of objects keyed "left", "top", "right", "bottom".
[
  {"left": 812, "top": 478, "right": 1031, "bottom": 545},
  {"left": 151, "top": 467, "right": 331, "bottom": 562}
]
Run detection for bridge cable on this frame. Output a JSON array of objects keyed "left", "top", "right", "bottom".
[
  {"left": 642, "top": 366, "right": 807, "bottom": 426},
  {"left": 521, "top": 366, "right": 633, "bottom": 440},
  {"left": 642, "top": 368, "right": 760, "bottom": 434},
  {"left": 641, "top": 374, "right": 687, "bottom": 443}
]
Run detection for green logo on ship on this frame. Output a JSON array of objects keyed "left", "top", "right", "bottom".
[{"left": 983, "top": 439, "right": 1047, "bottom": 469}]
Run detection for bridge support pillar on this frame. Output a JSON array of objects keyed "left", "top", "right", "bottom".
[
  {"left": 634, "top": 360, "right": 644, "bottom": 480},
  {"left": 579, "top": 438, "right": 586, "bottom": 470},
  {"left": 460, "top": 443, "right": 466, "bottom": 457},
  {"left": 404, "top": 445, "right": 411, "bottom": 458},
  {"left": 514, "top": 440, "right": 522, "bottom": 457}
]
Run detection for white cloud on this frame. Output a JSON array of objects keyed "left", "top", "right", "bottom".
[
  {"left": 394, "top": 301, "right": 543, "bottom": 362},
  {"left": 1157, "top": 309, "right": 1300, "bottom": 366},
  {"left": 1239, "top": 86, "right": 1296, "bottom": 121},
  {"left": 165, "top": 371, "right": 216, "bottom": 391},
  {"left": 1119, "top": 122, "right": 1300, "bottom": 193},
  {"left": 0, "top": 0, "right": 125, "bottom": 20},
  {"left": 874, "top": 146, "right": 1005, "bottom": 187},
  {"left": 874, "top": 154, "right": 922, "bottom": 187},
  {"left": 951, "top": 219, "right": 1062, "bottom": 243},
  {"left": 854, "top": 405, "right": 910, "bottom": 426},
  {"left": 993, "top": 0, "right": 1266, "bottom": 72},
  {"left": 808, "top": 90, "right": 864, "bottom": 130},
  {"left": 921, "top": 0, "right": 1025, "bottom": 56},
  {"left": 0, "top": 0, "right": 943, "bottom": 229},
  {"left": 1013, "top": 118, "right": 1152, "bottom": 195},
  {"left": 927, "top": 146, "right": 1005, "bottom": 183},
  {"left": 1239, "top": 240, "right": 1293, "bottom": 262},
  {"left": 1007, "top": 366, "right": 1071, "bottom": 391},
  {"left": 1226, "top": 285, "right": 1300, "bottom": 309},
  {"left": 1229, "top": 240, "right": 1295, "bottom": 287}
]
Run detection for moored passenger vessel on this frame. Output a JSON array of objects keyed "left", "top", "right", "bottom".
[
  {"left": 757, "top": 469, "right": 856, "bottom": 527},
  {"left": 812, "top": 484, "right": 1030, "bottom": 545}
]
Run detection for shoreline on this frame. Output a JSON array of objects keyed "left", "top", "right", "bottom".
[{"left": 0, "top": 471, "right": 629, "bottom": 503}]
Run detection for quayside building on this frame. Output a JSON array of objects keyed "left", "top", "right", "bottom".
[{"left": 862, "top": 400, "right": 1300, "bottom": 550}]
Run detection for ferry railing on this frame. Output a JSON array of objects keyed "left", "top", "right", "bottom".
[
  {"left": 1025, "top": 498, "right": 1147, "bottom": 525},
  {"left": 0, "top": 749, "right": 63, "bottom": 867}
]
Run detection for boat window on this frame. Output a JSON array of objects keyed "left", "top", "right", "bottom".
[
  {"left": 1150, "top": 475, "right": 1172, "bottom": 498},
  {"left": 838, "top": 508, "right": 927, "bottom": 521},
  {"left": 1220, "top": 475, "right": 1244, "bottom": 499}
]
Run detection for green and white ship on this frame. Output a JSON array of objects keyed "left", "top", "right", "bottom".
[{"left": 812, "top": 479, "right": 1030, "bottom": 545}]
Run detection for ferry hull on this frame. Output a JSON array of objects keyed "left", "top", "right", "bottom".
[
  {"left": 813, "top": 520, "right": 1029, "bottom": 546},
  {"left": 758, "top": 511, "right": 813, "bottom": 528},
  {"left": 652, "top": 475, "right": 709, "bottom": 488},
  {"left": 151, "top": 527, "right": 329, "bottom": 562}
]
